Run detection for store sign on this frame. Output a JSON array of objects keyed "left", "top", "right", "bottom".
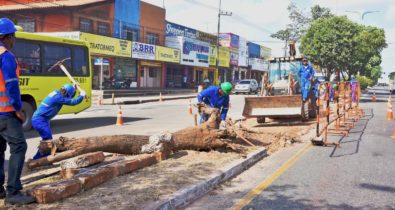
[
  {"left": 166, "top": 36, "right": 209, "bottom": 67},
  {"left": 249, "top": 58, "right": 269, "bottom": 71},
  {"left": 132, "top": 42, "right": 155, "bottom": 60},
  {"left": 140, "top": 60, "right": 162, "bottom": 67},
  {"left": 165, "top": 21, "right": 217, "bottom": 45},
  {"left": 219, "top": 33, "right": 239, "bottom": 49},
  {"left": 248, "top": 42, "right": 261, "bottom": 58},
  {"left": 94, "top": 58, "right": 110, "bottom": 65},
  {"left": 238, "top": 37, "right": 248, "bottom": 67},
  {"left": 182, "top": 38, "right": 210, "bottom": 67},
  {"left": 155, "top": 46, "right": 180, "bottom": 63},
  {"left": 80, "top": 32, "right": 132, "bottom": 57},
  {"left": 230, "top": 48, "right": 239, "bottom": 66},
  {"left": 39, "top": 32, "right": 132, "bottom": 57},
  {"left": 209, "top": 46, "right": 230, "bottom": 67},
  {"left": 165, "top": 21, "right": 197, "bottom": 39},
  {"left": 260, "top": 45, "right": 272, "bottom": 59}
]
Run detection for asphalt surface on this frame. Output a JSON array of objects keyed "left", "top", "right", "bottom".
[{"left": 188, "top": 88, "right": 395, "bottom": 209}]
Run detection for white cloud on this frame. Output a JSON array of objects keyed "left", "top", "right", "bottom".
[{"left": 386, "top": 4, "right": 395, "bottom": 21}]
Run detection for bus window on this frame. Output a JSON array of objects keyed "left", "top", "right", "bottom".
[
  {"left": 43, "top": 44, "right": 71, "bottom": 75},
  {"left": 13, "top": 40, "right": 41, "bottom": 75},
  {"left": 72, "top": 47, "right": 89, "bottom": 76}
]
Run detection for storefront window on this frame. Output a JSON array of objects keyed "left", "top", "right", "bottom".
[
  {"left": 146, "top": 32, "right": 159, "bottom": 45},
  {"left": 80, "top": 18, "right": 93, "bottom": 33},
  {"left": 97, "top": 22, "right": 110, "bottom": 36},
  {"left": 17, "top": 18, "right": 35, "bottom": 32},
  {"left": 149, "top": 69, "right": 157, "bottom": 78}
]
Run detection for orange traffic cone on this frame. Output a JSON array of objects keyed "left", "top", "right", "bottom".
[
  {"left": 372, "top": 91, "right": 376, "bottom": 102},
  {"left": 387, "top": 97, "right": 393, "bottom": 121},
  {"left": 159, "top": 92, "right": 163, "bottom": 102},
  {"left": 188, "top": 100, "right": 192, "bottom": 115},
  {"left": 116, "top": 105, "right": 123, "bottom": 126},
  {"left": 391, "top": 130, "right": 395, "bottom": 138}
]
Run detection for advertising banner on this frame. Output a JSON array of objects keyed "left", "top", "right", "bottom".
[
  {"left": 80, "top": 32, "right": 132, "bottom": 57},
  {"left": 230, "top": 48, "right": 239, "bottom": 66},
  {"left": 166, "top": 21, "right": 217, "bottom": 45},
  {"left": 238, "top": 37, "right": 248, "bottom": 67},
  {"left": 260, "top": 45, "right": 272, "bottom": 59},
  {"left": 248, "top": 42, "right": 261, "bottom": 58},
  {"left": 155, "top": 46, "right": 180, "bottom": 63},
  {"left": 132, "top": 42, "right": 155, "bottom": 60},
  {"left": 209, "top": 46, "right": 230, "bottom": 67},
  {"left": 40, "top": 32, "right": 132, "bottom": 57},
  {"left": 165, "top": 21, "right": 197, "bottom": 39},
  {"left": 166, "top": 36, "right": 209, "bottom": 67},
  {"left": 249, "top": 58, "right": 269, "bottom": 71},
  {"left": 219, "top": 33, "right": 239, "bottom": 49}
]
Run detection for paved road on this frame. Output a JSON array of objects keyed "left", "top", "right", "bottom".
[{"left": 188, "top": 88, "right": 395, "bottom": 209}]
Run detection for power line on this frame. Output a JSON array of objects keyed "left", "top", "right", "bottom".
[{"left": 183, "top": 0, "right": 273, "bottom": 35}]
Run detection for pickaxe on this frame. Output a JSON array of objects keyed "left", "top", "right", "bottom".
[{"left": 48, "top": 57, "right": 89, "bottom": 101}]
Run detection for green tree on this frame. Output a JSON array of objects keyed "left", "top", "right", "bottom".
[
  {"left": 271, "top": 3, "right": 333, "bottom": 42},
  {"left": 300, "top": 16, "right": 387, "bottom": 80}
]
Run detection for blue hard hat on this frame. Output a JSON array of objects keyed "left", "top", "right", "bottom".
[
  {"left": 62, "top": 84, "right": 75, "bottom": 98},
  {"left": 0, "top": 18, "right": 17, "bottom": 35}
]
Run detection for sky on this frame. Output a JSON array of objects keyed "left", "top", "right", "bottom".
[{"left": 142, "top": 0, "right": 395, "bottom": 76}]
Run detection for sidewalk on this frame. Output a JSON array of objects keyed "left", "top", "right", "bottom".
[{"left": 96, "top": 93, "right": 197, "bottom": 105}]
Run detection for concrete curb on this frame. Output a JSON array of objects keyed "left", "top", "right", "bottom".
[
  {"left": 101, "top": 95, "right": 196, "bottom": 105},
  {"left": 154, "top": 147, "right": 267, "bottom": 210}
]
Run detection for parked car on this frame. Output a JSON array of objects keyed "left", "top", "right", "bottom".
[{"left": 233, "top": 79, "right": 259, "bottom": 94}]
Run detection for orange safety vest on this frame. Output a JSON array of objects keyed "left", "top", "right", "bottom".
[{"left": 0, "top": 46, "right": 20, "bottom": 112}]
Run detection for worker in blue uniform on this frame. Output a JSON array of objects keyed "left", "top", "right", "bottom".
[
  {"left": 298, "top": 58, "right": 315, "bottom": 101},
  {"left": 0, "top": 17, "right": 35, "bottom": 204},
  {"left": 197, "top": 82, "right": 232, "bottom": 129},
  {"left": 32, "top": 84, "right": 85, "bottom": 159}
]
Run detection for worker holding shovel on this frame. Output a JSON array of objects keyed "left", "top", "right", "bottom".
[
  {"left": 197, "top": 82, "right": 232, "bottom": 129},
  {"left": 32, "top": 84, "right": 85, "bottom": 159}
]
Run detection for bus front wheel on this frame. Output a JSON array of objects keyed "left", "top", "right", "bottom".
[{"left": 21, "top": 101, "right": 34, "bottom": 131}]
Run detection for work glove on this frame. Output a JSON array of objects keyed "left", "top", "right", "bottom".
[
  {"left": 219, "top": 120, "right": 226, "bottom": 130},
  {"left": 80, "top": 90, "right": 86, "bottom": 97}
]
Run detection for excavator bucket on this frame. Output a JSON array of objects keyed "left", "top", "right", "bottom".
[{"left": 242, "top": 95, "right": 308, "bottom": 120}]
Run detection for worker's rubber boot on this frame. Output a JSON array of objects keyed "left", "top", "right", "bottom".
[
  {"left": 5, "top": 191, "right": 35, "bottom": 204},
  {"left": 32, "top": 150, "right": 49, "bottom": 160}
]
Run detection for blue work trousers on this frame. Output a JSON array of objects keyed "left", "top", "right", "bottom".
[
  {"left": 301, "top": 80, "right": 311, "bottom": 101},
  {"left": 32, "top": 116, "right": 52, "bottom": 160},
  {"left": 0, "top": 114, "right": 27, "bottom": 194}
]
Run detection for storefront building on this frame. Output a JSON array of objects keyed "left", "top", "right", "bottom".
[
  {"left": 132, "top": 41, "right": 181, "bottom": 88},
  {"left": 165, "top": 21, "right": 218, "bottom": 88},
  {"left": 165, "top": 27, "right": 211, "bottom": 88},
  {"left": 248, "top": 58, "right": 269, "bottom": 83},
  {"left": 237, "top": 37, "right": 249, "bottom": 82},
  {"left": 209, "top": 46, "right": 231, "bottom": 85},
  {"left": 219, "top": 33, "right": 240, "bottom": 84}
]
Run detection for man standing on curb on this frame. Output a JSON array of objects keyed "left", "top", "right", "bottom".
[
  {"left": 298, "top": 57, "right": 315, "bottom": 102},
  {"left": 0, "top": 18, "right": 35, "bottom": 204}
]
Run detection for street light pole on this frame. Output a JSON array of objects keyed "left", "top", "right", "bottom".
[{"left": 215, "top": 0, "right": 231, "bottom": 85}]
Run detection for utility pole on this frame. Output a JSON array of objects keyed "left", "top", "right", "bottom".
[{"left": 215, "top": 0, "right": 232, "bottom": 85}]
